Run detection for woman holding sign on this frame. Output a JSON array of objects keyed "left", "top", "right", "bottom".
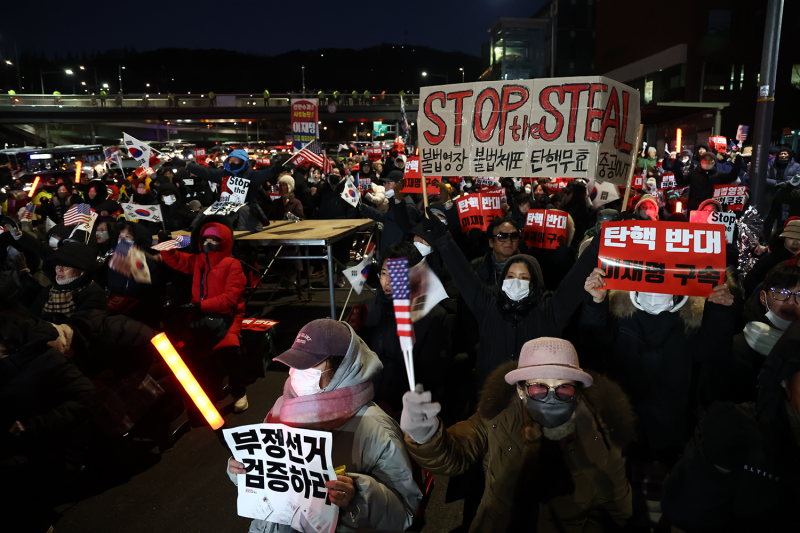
[{"left": 227, "top": 319, "right": 422, "bottom": 532}]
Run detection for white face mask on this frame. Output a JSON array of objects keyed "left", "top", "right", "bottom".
[
  {"left": 56, "top": 275, "right": 81, "bottom": 285},
  {"left": 384, "top": 188, "right": 395, "bottom": 199},
  {"left": 49, "top": 237, "right": 60, "bottom": 250},
  {"left": 464, "top": 182, "right": 473, "bottom": 189},
  {"left": 764, "top": 296, "right": 795, "bottom": 331},
  {"left": 96, "top": 231, "right": 109, "bottom": 242},
  {"left": 502, "top": 278, "right": 530, "bottom": 302},
  {"left": 289, "top": 366, "right": 332, "bottom": 396},
  {"left": 524, "top": 187, "right": 532, "bottom": 194},
  {"left": 681, "top": 157, "right": 689, "bottom": 164},
  {"left": 414, "top": 241, "right": 432, "bottom": 257},
  {"left": 163, "top": 195, "right": 176, "bottom": 205},
  {"left": 635, "top": 292, "right": 675, "bottom": 315}
]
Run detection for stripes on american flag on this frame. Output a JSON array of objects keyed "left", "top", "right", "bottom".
[
  {"left": 291, "top": 140, "right": 332, "bottom": 174},
  {"left": 109, "top": 239, "right": 133, "bottom": 277},
  {"left": 151, "top": 235, "right": 192, "bottom": 251},
  {"left": 63, "top": 203, "right": 94, "bottom": 227},
  {"left": 20, "top": 203, "right": 35, "bottom": 221},
  {"left": 387, "top": 257, "right": 415, "bottom": 348}
]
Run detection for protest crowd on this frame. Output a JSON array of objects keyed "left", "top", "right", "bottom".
[{"left": 1, "top": 125, "right": 800, "bottom": 533}]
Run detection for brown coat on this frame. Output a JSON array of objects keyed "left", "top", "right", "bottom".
[{"left": 406, "top": 361, "right": 636, "bottom": 533}]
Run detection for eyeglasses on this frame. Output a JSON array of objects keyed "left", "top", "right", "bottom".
[
  {"left": 525, "top": 382, "right": 577, "bottom": 401},
  {"left": 494, "top": 232, "right": 520, "bottom": 242},
  {"left": 770, "top": 287, "right": 800, "bottom": 304}
]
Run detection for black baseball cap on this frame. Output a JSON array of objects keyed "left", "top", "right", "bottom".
[{"left": 273, "top": 319, "right": 351, "bottom": 369}]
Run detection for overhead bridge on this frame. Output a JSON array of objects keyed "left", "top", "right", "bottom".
[{"left": 0, "top": 93, "right": 420, "bottom": 124}]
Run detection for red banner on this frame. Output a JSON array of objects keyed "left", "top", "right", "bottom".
[
  {"left": 598, "top": 221, "right": 726, "bottom": 297},
  {"left": 456, "top": 190, "right": 504, "bottom": 232},
  {"left": 365, "top": 147, "right": 382, "bottom": 161},
  {"left": 523, "top": 209, "right": 568, "bottom": 249},
  {"left": 712, "top": 184, "right": 746, "bottom": 211},
  {"left": 544, "top": 177, "right": 573, "bottom": 194}
]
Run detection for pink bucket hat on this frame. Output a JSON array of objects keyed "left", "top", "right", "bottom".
[{"left": 504, "top": 337, "right": 593, "bottom": 387}]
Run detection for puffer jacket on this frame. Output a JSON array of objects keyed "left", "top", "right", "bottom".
[
  {"left": 161, "top": 217, "right": 245, "bottom": 349},
  {"left": 228, "top": 322, "right": 422, "bottom": 533},
  {"left": 405, "top": 361, "right": 636, "bottom": 533}
]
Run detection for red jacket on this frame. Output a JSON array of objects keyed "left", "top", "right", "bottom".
[{"left": 162, "top": 222, "right": 245, "bottom": 350}]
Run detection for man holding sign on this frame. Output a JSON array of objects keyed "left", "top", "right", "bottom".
[
  {"left": 226, "top": 319, "right": 422, "bottom": 532},
  {"left": 583, "top": 219, "right": 736, "bottom": 455}
]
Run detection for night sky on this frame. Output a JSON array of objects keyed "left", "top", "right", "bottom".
[{"left": 3, "top": 0, "right": 544, "bottom": 58}]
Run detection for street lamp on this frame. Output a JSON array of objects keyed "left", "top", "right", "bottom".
[
  {"left": 78, "top": 66, "right": 99, "bottom": 92},
  {"left": 460, "top": 67, "right": 464, "bottom": 83},
  {"left": 421, "top": 71, "right": 449, "bottom": 83},
  {"left": 40, "top": 68, "right": 74, "bottom": 94}
]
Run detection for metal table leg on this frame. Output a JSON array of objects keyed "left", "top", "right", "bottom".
[{"left": 327, "top": 243, "right": 336, "bottom": 318}]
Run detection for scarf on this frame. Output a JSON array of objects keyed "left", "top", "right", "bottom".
[
  {"left": 491, "top": 253, "right": 507, "bottom": 284},
  {"left": 42, "top": 281, "right": 90, "bottom": 317},
  {"left": 274, "top": 378, "right": 374, "bottom": 431}
]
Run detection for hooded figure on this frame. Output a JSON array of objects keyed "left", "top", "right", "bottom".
[
  {"left": 664, "top": 149, "right": 694, "bottom": 176},
  {"left": 43, "top": 179, "right": 83, "bottom": 224},
  {"left": 160, "top": 216, "right": 246, "bottom": 352},
  {"left": 584, "top": 272, "right": 738, "bottom": 454},
  {"left": 185, "top": 149, "right": 271, "bottom": 230},
  {"left": 84, "top": 179, "right": 108, "bottom": 210},
  {"left": 155, "top": 181, "right": 195, "bottom": 232},
  {"left": 662, "top": 320, "right": 800, "bottom": 531},
  {"left": 401, "top": 337, "right": 636, "bottom": 533},
  {"left": 228, "top": 319, "right": 423, "bottom": 533},
  {"left": 418, "top": 209, "right": 605, "bottom": 385},
  {"left": 634, "top": 194, "right": 660, "bottom": 221}
]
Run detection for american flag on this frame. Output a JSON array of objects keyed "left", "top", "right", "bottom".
[
  {"left": 109, "top": 239, "right": 133, "bottom": 277},
  {"left": 63, "top": 203, "right": 94, "bottom": 226},
  {"left": 104, "top": 146, "right": 120, "bottom": 163},
  {"left": 388, "top": 257, "right": 416, "bottom": 389},
  {"left": 151, "top": 235, "right": 192, "bottom": 251},
  {"left": 20, "top": 203, "right": 35, "bottom": 221},
  {"left": 290, "top": 140, "right": 332, "bottom": 174}
]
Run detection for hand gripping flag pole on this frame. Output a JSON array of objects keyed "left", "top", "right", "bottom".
[
  {"left": 387, "top": 257, "right": 416, "bottom": 390},
  {"left": 151, "top": 332, "right": 224, "bottom": 430}
]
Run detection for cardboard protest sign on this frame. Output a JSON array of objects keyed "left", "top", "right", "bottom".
[
  {"left": 195, "top": 148, "right": 207, "bottom": 166},
  {"left": 224, "top": 424, "right": 338, "bottom": 531},
  {"left": 660, "top": 172, "right": 677, "bottom": 189},
  {"left": 291, "top": 99, "right": 319, "bottom": 150},
  {"left": 455, "top": 189, "right": 504, "bottom": 232},
  {"left": 524, "top": 209, "right": 568, "bottom": 249},
  {"left": 598, "top": 221, "right": 725, "bottom": 297},
  {"left": 690, "top": 210, "right": 736, "bottom": 243},
  {"left": 418, "top": 77, "right": 640, "bottom": 184},
  {"left": 401, "top": 156, "right": 442, "bottom": 193},
  {"left": 221, "top": 175, "right": 251, "bottom": 204},
  {"left": 204, "top": 201, "right": 246, "bottom": 216},
  {"left": 712, "top": 185, "right": 747, "bottom": 211}
]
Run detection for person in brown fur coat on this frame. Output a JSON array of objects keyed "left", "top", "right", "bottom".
[{"left": 400, "top": 337, "right": 636, "bottom": 533}]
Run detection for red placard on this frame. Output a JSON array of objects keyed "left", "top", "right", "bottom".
[
  {"left": 523, "top": 209, "right": 568, "bottom": 249},
  {"left": 241, "top": 318, "right": 279, "bottom": 332},
  {"left": 598, "top": 221, "right": 725, "bottom": 297},
  {"left": 712, "top": 184, "right": 747, "bottom": 211},
  {"left": 365, "top": 147, "right": 382, "bottom": 161},
  {"left": 544, "top": 177, "right": 573, "bottom": 194},
  {"left": 660, "top": 172, "right": 676, "bottom": 189},
  {"left": 455, "top": 190, "right": 504, "bottom": 232},
  {"left": 632, "top": 174, "right": 645, "bottom": 188},
  {"left": 474, "top": 177, "right": 501, "bottom": 188},
  {"left": 401, "top": 156, "right": 442, "bottom": 193},
  {"left": 358, "top": 177, "right": 373, "bottom": 193}
]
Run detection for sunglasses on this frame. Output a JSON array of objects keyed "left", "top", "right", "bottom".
[
  {"left": 770, "top": 287, "right": 800, "bottom": 305},
  {"left": 494, "top": 232, "right": 520, "bottom": 242},
  {"left": 525, "top": 382, "right": 577, "bottom": 401}
]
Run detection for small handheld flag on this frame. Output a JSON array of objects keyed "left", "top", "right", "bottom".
[
  {"left": 63, "top": 203, "right": 95, "bottom": 227},
  {"left": 387, "top": 257, "right": 416, "bottom": 390},
  {"left": 151, "top": 235, "right": 192, "bottom": 251}
]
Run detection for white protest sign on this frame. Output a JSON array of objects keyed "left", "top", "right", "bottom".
[
  {"left": 204, "top": 201, "right": 245, "bottom": 216},
  {"left": 690, "top": 210, "right": 736, "bottom": 243},
  {"left": 221, "top": 175, "right": 251, "bottom": 204},
  {"left": 417, "top": 76, "right": 641, "bottom": 185},
  {"left": 223, "top": 423, "right": 338, "bottom": 532}
]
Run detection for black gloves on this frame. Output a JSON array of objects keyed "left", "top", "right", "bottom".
[
  {"left": 421, "top": 207, "right": 449, "bottom": 243},
  {"left": 181, "top": 302, "right": 201, "bottom": 310},
  {"left": 158, "top": 230, "right": 172, "bottom": 242}
]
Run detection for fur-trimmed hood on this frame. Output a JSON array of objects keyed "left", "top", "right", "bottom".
[
  {"left": 607, "top": 268, "right": 739, "bottom": 331},
  {"left": 477, "top": 360, "right": 637, "bottom": 451}
]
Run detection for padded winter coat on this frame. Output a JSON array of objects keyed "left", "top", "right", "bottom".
[{"left": 161, "top": 220, "right": 245, "bottom": 349}]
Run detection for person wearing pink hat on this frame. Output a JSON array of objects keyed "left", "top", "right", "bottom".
[{"left": 400, "top": 337, "right": 635, "bottom": 533}]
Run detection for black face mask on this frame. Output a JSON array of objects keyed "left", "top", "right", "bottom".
[
  {"left": 524, "top": 389, "right": 578, "bottom": 428},
  {"left": 203, "top": 242, "right": 219, "bottom": 253},
  {"left": 228, "top": 161, "right": 244, "bottom": 171},
  {"left": 328, "top": 175, "right": 341, "bottom": 186},
  {"left": 534, "top": 193, "right": 546, "bottom": 203},
  {"left": 776, "top": 157, "right": 789, "bottom": 168}
]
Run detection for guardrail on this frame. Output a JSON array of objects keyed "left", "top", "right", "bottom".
[{"left": 0, "top": 93, "right": 418, "bottom": 108}]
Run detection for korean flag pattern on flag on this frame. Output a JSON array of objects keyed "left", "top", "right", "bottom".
[
  {"left": 344, "top": 242, "right": 375, "bottom": 294},
  {"left": 340, "top": 177, "right": 360, "bottom": 207}
]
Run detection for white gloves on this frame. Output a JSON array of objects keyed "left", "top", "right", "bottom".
[{"left": 400, "top": 384, "right": 441, "bottom": 445}]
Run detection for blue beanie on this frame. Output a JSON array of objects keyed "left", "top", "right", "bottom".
[{"left": 224, "top": 149, "right": 250, "bottom": 174}]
